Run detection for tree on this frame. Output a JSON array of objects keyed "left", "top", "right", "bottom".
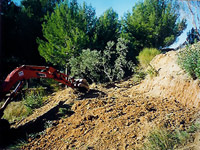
[
  {"left": 1, "top": 0, "right": 61, "bottom": 78},
  {"left": 121, "top": 0, "right": 186, "bottom": 58},
  {"left": 93, "top": 8, "right": 120, "bottom": 50},
  {"left": 38, "top": 0, "right": 96, "bottom": 69},
  {"left": 1, "top": 0, "right": 21, "bottom": 77},
  {"left": 18, "top": 0, "right": 62, "bottom": 65}
]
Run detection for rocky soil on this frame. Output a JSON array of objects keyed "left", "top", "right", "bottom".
[{"left": 10, "top": 50, "right": 200, "bottom": 149}]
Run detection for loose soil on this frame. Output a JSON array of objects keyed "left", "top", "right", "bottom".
[{"left": 8, "top": 50, "right": 200, "bottom": 149}]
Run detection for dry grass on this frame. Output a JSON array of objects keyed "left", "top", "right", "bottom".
[{"left": 3, "top": 101, "right": 32, "bottom": 123}]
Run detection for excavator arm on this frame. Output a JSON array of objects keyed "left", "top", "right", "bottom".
[{"left": 0, "top": 65, "right": 89, "bottom": 118}]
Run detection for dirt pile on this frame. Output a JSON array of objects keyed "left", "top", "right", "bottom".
[
  {"left": 22, "top": 86, "right": 199, "bottom": 149},
  {"left": 134, "top": 51, "right": 200, "bottom": 107},
  {"left": 13, "top": 50, "right": 200, "bottom": 149}
]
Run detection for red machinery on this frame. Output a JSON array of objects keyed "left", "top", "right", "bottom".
[{"left": 0, "top": 65, "right": 89, "bottom": 118}]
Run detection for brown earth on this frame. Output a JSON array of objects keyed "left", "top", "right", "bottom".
[{"left": 14, "top": 50, "right": 200, "bottom": 150}]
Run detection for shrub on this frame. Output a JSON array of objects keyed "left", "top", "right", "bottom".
[
  {"left": 69, "top": 38, "right": 135, "bottom": 83},
  {"left": 137, "top": 48, "right": 161, "bottom": 68},
  {"left": 177, "top": 43, "right": 200, "bottom": 79},
  {"left": 69, "top": 49, "right": 101, "bottom": 83}
]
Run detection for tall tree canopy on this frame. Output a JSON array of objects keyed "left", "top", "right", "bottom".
[
  {"left": 121, "top": 0, "right": 187, "bottom": 56},
  {"left": 93, "top": 8, "right": 120, "bottom": 50},
  {"left": 38, "top": 0, "right": 96, "bottom": 68}
]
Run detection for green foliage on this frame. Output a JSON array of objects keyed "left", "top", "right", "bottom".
[
  {"left": 23, "top": 90, "right": 45, "bottom": 109},
  {"left": 69, "top": 38, "right": 135, "bottom": 83},
  {"left": 121, "top": 0, "right": 186, "bottom": 58},
  {"left": 100, "top": 38, "right": 135, "bottom": 82},
  {"left": 94, "top": 8, "right": 120, "bottom": 50},
  {"left": 177, "top": 42, "right": 200, "bottom": 79},
  {"left": 38, "top": 0, "right": 96, "bottom": 68},
  {"left": 69, "top": 49, "right": 101, "bottom": 82},
  {"left": 137, "top": 48, "right": 161, "bottom": 68}
]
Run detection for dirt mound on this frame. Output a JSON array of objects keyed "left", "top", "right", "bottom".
[
  {"left": 134, "top": 51, "right": 200, "bottom": 107},
  {"left": 22, "top": 87, "right": 199, "bottom": 149},
  {"left": 11, "top": 50, "right": 200, "bottom": 149}
]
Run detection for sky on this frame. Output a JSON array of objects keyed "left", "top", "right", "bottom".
[
  {"left": 77, "top": 0, "right": 137, "bottom": 18},
  {"left": 12, "top": 0, "right": 195, "bottom": 48}
]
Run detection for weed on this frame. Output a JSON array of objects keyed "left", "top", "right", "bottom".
[
  {"left": 58, "top": 107, "right": 69, "bottom": 116},
  {"left": 23, "top": 90, "right": 44, "bottom": 109},
  {"left": 143, "top": 123, "right": 200, "bottom": 150},
  {"left": 187, "top": 123, "right": 200, "bottom": 133},
  {"left": 44, "top": 120, "right": 54, "bottom": 129},
  {"left": 147, "top": 65, "right": 159, "bottom": 78}
]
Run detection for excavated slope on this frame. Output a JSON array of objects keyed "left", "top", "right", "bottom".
[
  {"left": 134, "top": 51, "right": 200, "bottom": 107},
  {"left": 20, "top": 50, "right": 200, "bottom": 150}
]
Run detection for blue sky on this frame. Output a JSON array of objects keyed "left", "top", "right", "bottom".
[
  {"left": 77, "top": 0, "right": 137, "bottom": 18},
  {"left": 12, "top": 0, "right": 194, "bottom": 48}
]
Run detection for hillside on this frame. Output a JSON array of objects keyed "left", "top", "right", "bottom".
[{"left": 9, "top": 50, "right": 200, "bottom": 149}]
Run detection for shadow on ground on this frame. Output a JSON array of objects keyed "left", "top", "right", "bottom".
[
  {"left": 0, "top": 101, "right": 74, "bottom": 148},
  {"left": 77, "top": 89, "right": 106, "bottom": 100}
]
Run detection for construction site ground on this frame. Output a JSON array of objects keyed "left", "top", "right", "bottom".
[{"left": 6, "top": 50, "right": 200, "bottom": 149}]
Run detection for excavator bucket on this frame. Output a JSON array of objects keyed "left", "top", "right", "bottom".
[{"left": 73, "top": 79, "right": 89, "bottom": 92}]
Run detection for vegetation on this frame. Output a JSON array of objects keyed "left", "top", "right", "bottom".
[
  {"left": 2, "top": 88, "right": 47, "bottom": 123},
  {"left": 143, "top": 123, "right": 200, "bottom": 150},
  {"left": 177, "top": 42, "right": 200, "bottom": 79},
  {"left": 137, "top": 48, "right": 161, "bottom": 68},
  {"left": 1, "top": 0, "right": 187, "bottom": 81},
  {"left": 121, "top": 0, "right": 186, "bottom": 59},
  {"left": 69, "top": 38, "right": 134, "bottom": 83},
  {"left": 23, "top": 90, "right": 46, "bottom": 109},
  {"left": 37, "top": 0, "right": 94, "bottom": 68},
  {"left": 2, "top": 101, "right": 32, "bottom": 123}
]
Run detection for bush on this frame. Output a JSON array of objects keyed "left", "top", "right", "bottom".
[
  {"left": 69, "top": 49, "right": 101, "bottom": 83},
  {"left": 137, "top": 48, "right": 161, "bottom": 68},
  {"left": 69, "top": 38, "right": 135, "bottom": 83},
  {"left": 177, "top": 43, "right": 200, "bottom": 79}
]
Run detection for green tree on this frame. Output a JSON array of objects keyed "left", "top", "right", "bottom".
[
  {"left": 1, "top": 0, "right": 61, "bottom": 78},
  {"left": 94, "top": 8, "right": 120, "bottom": 50},
  {"left": 38, "top": 0, "right": 96, "bottom": 68},
  {"left": 121, "top": 0, "right": 186, "bottom": 57}
]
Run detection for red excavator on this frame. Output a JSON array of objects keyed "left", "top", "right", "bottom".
[{"left": 0, "top": 65, "right": 89, "bottom": 119}]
